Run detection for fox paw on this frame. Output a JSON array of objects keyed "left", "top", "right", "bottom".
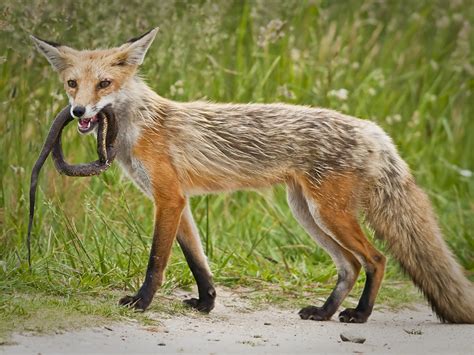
[
  {"left": 119, "top": 294, "right": 151, "bottom": 311},
  {"left": 298, "top": 306, "right": 332, "bottom": 321},
  {"left": 338, "top": 308, "right": 369, "bottom": 323},
  {"left": 183, "top": 297, "right": 215, "bottom": 313}
]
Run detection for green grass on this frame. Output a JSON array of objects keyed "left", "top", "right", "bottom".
[{"left": 0, "top": 0, "right": 473, "bottom": 338}]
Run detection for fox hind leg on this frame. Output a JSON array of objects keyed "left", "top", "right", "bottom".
[
  {"left": 300, "top": 173, "right": 386, "bottom": 323},
  {"left": 331, "top": 217, "right": 386, "bottom": 323},
  {"left": 177, "top": 202, "right": 216, "bottom": 313},
  {"left": 287, "top": 179, "right": 361, "bottom": 321}
]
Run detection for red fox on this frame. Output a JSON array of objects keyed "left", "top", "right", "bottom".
[{"left": 31, "top": 28, "right": 474, "bottom": 323}]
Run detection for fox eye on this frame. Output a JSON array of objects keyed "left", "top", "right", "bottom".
[
  {"left": 67, "top": 80, "right": 77, "bottom": 88},
  {"left": 98, "top": 80, "right": 111, "bottom": 89}
]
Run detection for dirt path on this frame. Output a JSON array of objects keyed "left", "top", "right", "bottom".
[{"left": 2, "top": 288, "right": 473, "bottom": 354}]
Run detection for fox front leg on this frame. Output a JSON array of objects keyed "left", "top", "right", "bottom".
[
  {"left": 177, "top": 203, "right": 216, "bottom": 312},
  {"left": 119, "top": 149, "right": 185, "bottom": 311},
  {"left": 119, "top": 197, "right": 185, "bottom": 310}
]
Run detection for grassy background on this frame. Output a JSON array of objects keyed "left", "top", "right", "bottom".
[{"left": 0, "top": 0, "right": 473, "bottom": 335}]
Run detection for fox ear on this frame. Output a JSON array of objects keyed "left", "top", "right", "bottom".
[
  {"left": 119, "top": 27, "right": 159, "bottom": 65},
  {"left": 30, "top": 35, "right": 71, "bottom": 72}
]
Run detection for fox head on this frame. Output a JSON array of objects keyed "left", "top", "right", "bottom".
[{"left": 31, "top": 28, "right": 158, "bottom": 134}]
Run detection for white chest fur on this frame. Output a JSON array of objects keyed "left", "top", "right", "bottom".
[{"left": 114, "top": 123, "right": 153, "bottom": 199}]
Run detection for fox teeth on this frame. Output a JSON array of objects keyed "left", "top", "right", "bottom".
[{"left": 78, "top": 120, "right": 91, "bottom": 130}]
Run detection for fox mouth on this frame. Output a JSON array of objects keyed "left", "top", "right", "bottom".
[{"left": 77, "top": 115, "right": 99, "bottom": 134}]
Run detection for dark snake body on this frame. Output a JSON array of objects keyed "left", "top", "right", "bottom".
[{"left": 27, "top": 105, "right": 117, "bottom": 267}]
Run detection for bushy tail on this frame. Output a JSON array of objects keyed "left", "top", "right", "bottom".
[{"left": 366, "top": 154, "right": 474, "bottom": 323}]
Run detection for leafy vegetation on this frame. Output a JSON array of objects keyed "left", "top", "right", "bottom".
[{"left": 0, "top": 0, "right": 472, "bottom": 337}]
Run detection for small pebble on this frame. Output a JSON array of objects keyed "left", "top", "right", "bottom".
[{"left": 340, "top": 332, "right": 366, "bottom": 344}]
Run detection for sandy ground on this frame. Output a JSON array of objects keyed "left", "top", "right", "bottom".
[{"left": 2, "top": 288, "right": 473, "bottom": 355}]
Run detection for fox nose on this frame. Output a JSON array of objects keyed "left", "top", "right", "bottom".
[{"left": 72, "top": 106, "right": 86, "bottom": 118}]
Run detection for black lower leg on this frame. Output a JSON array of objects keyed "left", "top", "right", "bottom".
[
  {"left": 356, "top": 270, "right": 374, "bottom": 313},
  {"left": 119, "top": 245, "right": 160, "bottom": 311},
  {"left": 338, "top": 270, "right": 374, "bottom": 323},
  {"left": 299, "top": 272, "right": 349, "bottom": 321},
  {"left": 179, "top": 241, "right": 216, "bottom": 313}
]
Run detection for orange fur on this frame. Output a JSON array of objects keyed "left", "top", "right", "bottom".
[
  {"left": 59, "top": 49, "right": 137, "bottom": 107},
  {"left": 133, "top": 129, "right": 185, "bottom": 291},
  {"left": 299, "top": 172, "right": 386, "bottom": 316}
]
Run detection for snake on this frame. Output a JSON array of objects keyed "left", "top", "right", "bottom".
[{"left": 26, "top": 105, "right": 118, "bottom": 267}]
